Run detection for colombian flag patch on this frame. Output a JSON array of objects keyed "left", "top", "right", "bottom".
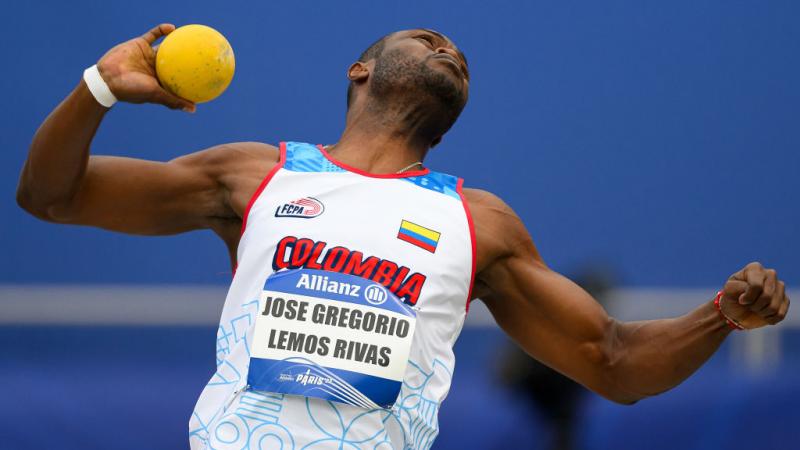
[{"left": 397, "top": 220, "right": 440, "bottom": 253}]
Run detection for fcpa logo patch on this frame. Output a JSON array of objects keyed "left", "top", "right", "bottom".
[{"left": 275, "top": 197, "right": 325, "bottom": 219}]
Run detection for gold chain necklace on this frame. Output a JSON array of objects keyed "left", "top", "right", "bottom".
[{"left": 394, "top": 161, "right": 424, "bottom": 173}]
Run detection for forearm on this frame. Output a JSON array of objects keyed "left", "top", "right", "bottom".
[
  {"left": 474, "top": 193, "right": 789, "bottom": 407},
  {"left": 17, "top": 79, "right": 107, "bottom": 215},
  {"left": 606, "top": 298, "right": 732, "bottom": 403}
]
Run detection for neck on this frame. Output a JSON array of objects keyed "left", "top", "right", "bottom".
[{"left": 328, "top": 101, "right": 442, "bottom": 174}]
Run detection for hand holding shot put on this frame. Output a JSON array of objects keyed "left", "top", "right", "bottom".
[
  {"left": 93, "top": 24, "right": 197, "bottom": 112},
  {"left": 90, "top": 23, "right": 235, "bottom": 113},
  {"left": 17, "top": 22, "right": 792, "bottom": 450}
]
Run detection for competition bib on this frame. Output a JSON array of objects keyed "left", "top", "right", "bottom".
[{"left": 247, "top": 268, "right": 417, "bottom": 409}]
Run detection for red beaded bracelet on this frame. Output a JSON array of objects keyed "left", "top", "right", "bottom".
[{"left": 714, "top": 290, "right": 745, "bottom": 330}]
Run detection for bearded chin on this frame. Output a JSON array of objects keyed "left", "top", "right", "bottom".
[{"left": 369, "top": 50, "right": 466, "bottom": 126}]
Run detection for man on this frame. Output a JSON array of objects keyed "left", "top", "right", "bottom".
[{"left": 17, "top": 23, "right": 790, "bottom": 450}]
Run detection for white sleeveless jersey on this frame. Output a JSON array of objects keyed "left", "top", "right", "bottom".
[{"left": 189, "top": 142, "right": 476, "bottom": 450}]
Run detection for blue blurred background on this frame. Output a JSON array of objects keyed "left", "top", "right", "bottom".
[{"left": 1, "top": 1, "right": 798, "bottom": 449}]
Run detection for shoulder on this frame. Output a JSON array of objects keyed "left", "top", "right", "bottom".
[
  {"left": 462, "top": 188, "right": 513, "bottom": 214},
  {"left": 462, "top": 188, "right": 521, "bottom": 233},
  {"left": 172, "top": 141, "right": 279, "bottom": 195},
  {"left": 169, "top": 141, "right": 281, "bottom": 218},
  {"left": 461, "top": 187, "right": 542, "bottom": 273},
  {"left": 171, "top": 141, "right": 280, "bottom": 175}
]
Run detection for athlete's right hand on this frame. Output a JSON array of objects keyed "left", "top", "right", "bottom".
[{"left": 95, "top": 23, "right": 196, "bottom": 113}]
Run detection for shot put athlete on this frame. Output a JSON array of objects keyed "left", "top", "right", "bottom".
[{"left": 17, "top": 24, "right": 790, "bottom": 449}]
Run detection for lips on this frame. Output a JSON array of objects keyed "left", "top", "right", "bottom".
[{"left": 432, "top": 54, "right": 464, "bottom": 76}]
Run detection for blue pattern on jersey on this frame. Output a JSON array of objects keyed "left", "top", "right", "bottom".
[
  {"left": 404, "top": 173, "right": 460, "bottom": 201},
  {"left": 283, "top": 141, "right": 461, "bottom": 200},
  {"left": 284, "top": 141, "right": 345, "bottom": 173}
]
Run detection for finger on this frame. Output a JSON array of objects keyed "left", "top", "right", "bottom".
[
  {"left": 729, "top": 267, "right": 746, "bottom": 281},
  {"left": 751, "top": 269, "right": 777, "bottom": 312},
  {"left": 780, "top": 295, "right": 791, "bottom": 319},
  {"left": 766, "top": 296, "right": 789, "bottom": 325},
  {"left": 152, "top": 88, "right": 196, "bottom": 113},
  {"left": 723, "top": 279, "right": 748, "bottom": 298},
  {"left": 739, "top": 263, "right": 766, "bottom": 305},
  {"left": 731, "top": 261, "right": 763, "bottom": 281},
  {"left": 141, "top": 23, "right": 175, "bottom": 45},
  {"left": 764, "top": 281, "right": 786, "bottom": 323},
  {"left": 147, "top": 44, "right": 161, "bottom": 64}
]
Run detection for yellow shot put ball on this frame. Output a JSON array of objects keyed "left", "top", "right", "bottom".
[{"left": 155, "top": 24, "right": 235, "bottom": 103}]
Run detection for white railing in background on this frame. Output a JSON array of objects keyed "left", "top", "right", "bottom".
[
  {"left": 1, "top": 285, "right": 796, "bottom": 326},
  {"left": 1, "top": 285, "right": 795, "bottom": 372}
]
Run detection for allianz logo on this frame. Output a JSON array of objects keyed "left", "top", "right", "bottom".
[{"left": 295, "top": 274, "right": 389, "bottom": 305}]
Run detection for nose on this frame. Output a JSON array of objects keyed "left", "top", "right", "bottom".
[{"left": 435, "top": 47, "right": 459, "bottom": 60}]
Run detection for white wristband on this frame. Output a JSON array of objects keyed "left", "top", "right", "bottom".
[{"left": 83, "top": 64, "right": 118, "bottom": 108}]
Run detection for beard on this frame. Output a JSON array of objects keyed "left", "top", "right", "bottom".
[{"left": 368, "top": 48, "right": 467, "bottom": 131}]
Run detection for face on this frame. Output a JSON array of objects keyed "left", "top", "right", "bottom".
[{"left": 367, "top": 29, "right": 470, "bottom": 129}]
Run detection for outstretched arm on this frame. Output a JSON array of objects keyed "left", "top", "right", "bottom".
[
  {"left": 16, "top": 24, "right": 277, "bottom": 237},
  {"left": 467, "top": 189, "right": 790, "bottom": 404}
]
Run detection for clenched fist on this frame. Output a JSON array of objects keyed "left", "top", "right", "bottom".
[
  {"left": 720, "top": 262, "right": 790, "bottom": 329},
  {"left": 95, "top": 23, "right": 196, "bottom": 112}
]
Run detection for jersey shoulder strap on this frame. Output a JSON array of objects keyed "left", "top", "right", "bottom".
[{"left": 283, "top": 141, "right": 344, "bottom": 173}]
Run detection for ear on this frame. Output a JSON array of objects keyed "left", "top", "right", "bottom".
[{"left": 347, "top": 61, "right": 370, "bottom": 84}]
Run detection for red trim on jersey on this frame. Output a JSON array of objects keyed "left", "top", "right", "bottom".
[
  {"left": 316, "top": 144, "right": 431, "bottom": 179},
  {"left": 457, "top": 178, "right": 477, "bottom": 313},
  {"left": 234, "top": 142, "right": 287, "bottom": 275}
]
